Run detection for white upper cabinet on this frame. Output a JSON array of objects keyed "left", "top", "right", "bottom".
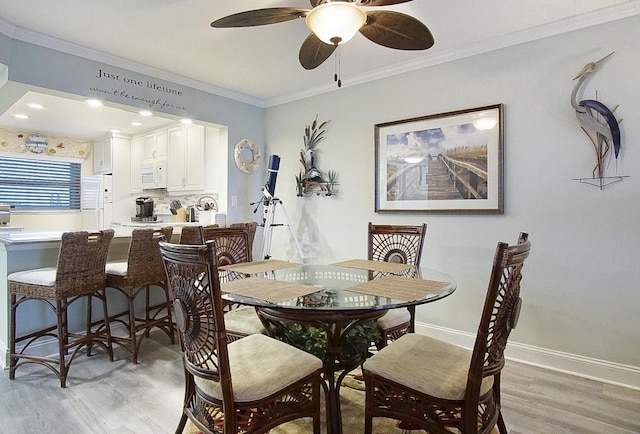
[
  {"left": 143, "top": 130, "right": 167, "bottom": 162},
  {"left": 167, "top": 124, "right": 205, "bottom": 192},
  {"left": 93, "top": 136, "right": 113, "bottom": 174},
  {"left": 130, "top": 136, "right": 144, "bottom": 193}
]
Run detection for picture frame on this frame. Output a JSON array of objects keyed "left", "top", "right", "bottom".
[{"left": 374, "top": 104, "right": 504, "bottom": 214}]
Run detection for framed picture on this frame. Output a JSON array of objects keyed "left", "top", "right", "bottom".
[{"left": 374, "top": 104, "right": 504, "bottom": 214}]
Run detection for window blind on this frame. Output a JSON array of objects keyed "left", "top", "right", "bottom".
[{"left": 0, "top": 156, "right": 81, "bottom": 210}]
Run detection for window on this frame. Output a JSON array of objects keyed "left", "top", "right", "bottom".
[{"left": 0, "top": 156, "right": 81, "bottom": 210}]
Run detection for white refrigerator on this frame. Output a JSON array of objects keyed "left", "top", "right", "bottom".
[{"left": 81, "top": 174, "right": 113, "bottom": 230}]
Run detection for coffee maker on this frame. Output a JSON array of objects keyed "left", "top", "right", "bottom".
[{"left": 134, "top": 197, "right": 156, "bottom": 221}]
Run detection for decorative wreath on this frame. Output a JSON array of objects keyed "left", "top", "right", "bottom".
[{"left": 233, "top": 139, "right": 261, "bottom": 173}]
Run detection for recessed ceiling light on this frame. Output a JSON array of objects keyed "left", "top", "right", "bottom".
[
  {"left": 131, "top": 121, "right": 142, "bottom": 126},
  {"left": 28, "top": 103, "right": 44, "bottom": 109},
  {"left": 109, "top": 129, "right": 121, "bottom": 133},
  {"left": 14, "top": 114, "right": 29, "bottom": 119},
  {"left": 85, "top": 98, "right": 103, "bottom": 107},
  {"left": 138, "top": 110, "right": 153, "bottom": 117},
  {"left": 181, "top": 118, "right": 193, "bottom": 125}
]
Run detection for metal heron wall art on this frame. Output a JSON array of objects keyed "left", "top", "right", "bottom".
[{"left": 571, "top": 51, "right": 624, "bottom": 187}]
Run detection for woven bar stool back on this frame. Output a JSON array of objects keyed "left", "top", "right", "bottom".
[
  {"left": 8, "top": 229, "right": 115, "bottom": 388},
  {"left": 105, "top": 226, "right": 175, "bottom": 364},
  {"left": 368, "top": 222, "right": 427, "bottom": 348}
]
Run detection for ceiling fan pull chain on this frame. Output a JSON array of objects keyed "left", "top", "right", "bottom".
[{"left": 334, "top": 47, "right": 342, "bottom": 88}]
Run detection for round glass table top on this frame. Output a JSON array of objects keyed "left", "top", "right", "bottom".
[{"left": 221, "top": 261, "right": 456, "bottom": 312}]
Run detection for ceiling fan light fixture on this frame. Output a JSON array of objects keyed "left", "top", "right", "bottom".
[{"left": 305, "top": 2, "right": 367, "bottom": 46}]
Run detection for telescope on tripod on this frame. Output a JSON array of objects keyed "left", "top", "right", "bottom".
[{"left": 251, "top": 155, "right": 303, "bottom": 260}]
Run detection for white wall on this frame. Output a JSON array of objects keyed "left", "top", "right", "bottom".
[{"left": 265, "top": 15, "right": 640, "bottom": 371}]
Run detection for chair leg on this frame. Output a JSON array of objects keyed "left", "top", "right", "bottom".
[
  {"left": 129, "top": 291, "right": 139, "bottom": 364},
  {"left": 174, "top": 413, "right": 188, "bottom": 434},
  {"left": 144, "top": 285, "right": 151, "bottom": 338},
  {"left": 100, "top": 289, "right": 114, "bottom": 362},
  {"left": 364, "top": 380, "right": 374, "bottom": 434},
  {"left": 407, "top": 305, "right": 416, "bottom": 333},
  {"left": 57, "top": 299, "right": 69, "bottom": 388},
  {"left": 86, "top": 294, "right": 94, "bottom": 357},
  {"left": 9, "top": 294, "right": 17, "bottom": 380},
  {"left": 163, "top": 284, "right": 176, "bottom": 344},
  {"left": 497, "top": 411, "right": 508, "bottom": 434}
]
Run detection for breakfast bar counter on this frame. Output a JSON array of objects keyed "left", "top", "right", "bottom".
[{"left": 0, "top": 227, "right": 177, "bottom": 369}]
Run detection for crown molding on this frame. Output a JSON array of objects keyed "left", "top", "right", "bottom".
[
  {"left": 3, "top": 1, "right": 640, "bottom": 109},
  {"left": 0, "top": 18, "right": 265, "bottom": 108},
  {"left": 264, "top": 1, "right": 640, "bottom": 107}
]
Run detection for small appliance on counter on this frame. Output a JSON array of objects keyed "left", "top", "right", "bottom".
[
  {"left": 0, "top": 204, "right": 10, "bottom": 225},
  {"left": 132, "top": 197, "right": 157, "bottom": 222}
]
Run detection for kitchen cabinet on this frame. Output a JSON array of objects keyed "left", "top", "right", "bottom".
[
  {"left": 92, "top": 133, "right": 133, "bottom": 224},
  {"left": 93, "top": 137, "right": 112, "bottom": 173},
  {"left": 167, "top": 124, "right": 205, "bottom": 192},
  {"left": 130, "top": 136, "right": 144, "bottom": 193},
  {"left": 143, "top": 130, "right": 167, "bottom": 162}
]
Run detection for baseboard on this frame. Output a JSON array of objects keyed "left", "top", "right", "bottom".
[{"left": 415, "top": 322, "right": 640, "bottom": 391}]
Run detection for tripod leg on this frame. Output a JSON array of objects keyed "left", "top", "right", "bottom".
[
  {"left": 277, "top": 201, "right": 304, "bottom": 259},
  {"left": 260, "top": 201, "right": 276, "bottom": 260}
]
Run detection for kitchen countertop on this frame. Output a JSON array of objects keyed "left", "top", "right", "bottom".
[
  {"left": 0, "top": 222, "right": 199, "bottom": 245},
  {"left": 0, "top": 226, "right": 24, "bottom": 232},
  {"left": 0, "top": 227, "right": 135, "bottom": 244}
]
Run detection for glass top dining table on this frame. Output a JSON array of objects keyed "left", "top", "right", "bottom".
[{"left": 219, "top": 259, "right": 457, "bottom": 434}]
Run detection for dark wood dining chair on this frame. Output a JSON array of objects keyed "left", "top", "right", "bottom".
[
  {"left": 363, "top": 233, "right": 531, "bottom": 434},
  {"left": 180, "top": 224, "right": 265, "bottom": 341},
  {"left": 368, "top": 222, "right": 427, "bottom": 348},
  {"left": 105, "top": 227, "right": 175, "bottom": 363},
  {"left": 159, "top": 240, "right": 324, "bottom": 434},
  {"left": 8, "top": 229, "right": 115, "bottom": 388},
  {"left": 178, "top": 224, "right": 218, "bottom": 245}
]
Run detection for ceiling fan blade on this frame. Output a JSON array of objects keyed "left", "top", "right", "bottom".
[
  {"left": 360, "top": 11, "right": 434, "bottom": 50},
  {"left": 299, "top": 33, "right": 337, "bottom": 70},
  {"left": 211, "top": 8, "right": 309, "bottom": 28},
  {"left": 357, "top": 0, "right": 414, "bottom": 5}
]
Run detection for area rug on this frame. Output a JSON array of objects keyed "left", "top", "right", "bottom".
[{"left": 184, "top": 369, "right": 405, "bottom": 433}]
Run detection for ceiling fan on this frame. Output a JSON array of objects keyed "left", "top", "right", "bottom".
[{"left": 210, "top": 0, "right": 434, "bottom": 74}]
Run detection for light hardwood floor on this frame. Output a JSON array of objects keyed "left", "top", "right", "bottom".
[{"left": 1, "top": 332, "right": 639, "bottom": 433}]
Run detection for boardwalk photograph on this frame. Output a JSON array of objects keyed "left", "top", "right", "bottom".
[{"left": 375, "top": 105, "right": 503, "bottom": 214}]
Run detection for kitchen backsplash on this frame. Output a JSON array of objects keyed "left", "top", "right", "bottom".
[{"left": 138, "top": 191, "right": 223, "bottom": 223}]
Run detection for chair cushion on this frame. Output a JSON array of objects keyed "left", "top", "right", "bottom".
[
  {"left": 194, "top": 334, "right": 322, "bottom": 403},
  {"left": 8, "top": 267, "right": 57, "bottom": 287},
  {"left": 363, "top": 333, "right": 493, "bottom": 401},
  {"left": 224, "top": 306, "right": 266, "bottom": 336},
  {"left": 105, "top": 261, "right": 128, "bottom": 276},
  {"left": 377, "top": 308, "right": 411, "bottom": 330}
]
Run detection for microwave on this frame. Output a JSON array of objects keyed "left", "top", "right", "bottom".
[{"left": 141, "top": 160, "right": 167, "bottom": 189}]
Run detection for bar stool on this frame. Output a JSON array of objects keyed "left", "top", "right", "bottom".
[
  {"left": 8, "top": 229, "right": 115, "bottom": 388},
  {"left": 105, "top": 227, "right": 175, "bottom": 363}
]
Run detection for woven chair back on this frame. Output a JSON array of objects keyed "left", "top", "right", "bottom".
[
  {"left": 55, "top": 229, "right": 114, "bottom": 297},
  {"left": 465, "top": 233, "right": 531, "bottom": 412},
  {"left": 126, "top": 227, "right": 173, "bottom": 287},
  {"left": 229, "top": 221, "right": 258, "bottom": 253},
  {"left": 368, "top": 223, "right": 427, "bottom": 266},
  {"left": 159, "top": 241, "right": 231, "bottom": 394},
  {"left": 179, "top": 224, "right": 218, "bottom": 245}
]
